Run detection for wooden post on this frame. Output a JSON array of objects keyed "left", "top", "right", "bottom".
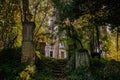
[{"left": 21, "top": 22, "right": 35, "bottom": 64}]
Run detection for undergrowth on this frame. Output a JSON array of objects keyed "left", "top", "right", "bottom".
[
  {"left": 65, "top": 58, "right": 120, "bottom": 80},
  {"left": 0, "top": 48, "right": 120, "bottom": 80}
]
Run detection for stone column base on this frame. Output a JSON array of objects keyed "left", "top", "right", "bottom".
[
  {"left": 76, "top": 49, "right": 89, "bottom": 68},
  {"left": 21, "top": 42, "right": 35, "bottom": 64}
]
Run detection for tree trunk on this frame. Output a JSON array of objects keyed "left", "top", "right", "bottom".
[
  {"left": 90, "top": 26, "right": 95, "bottom": 57},
  {"left": 96, "top": 26, "right": 100, "bottom": 52},
  {"left": 116, "top": 27, "right": 119, "bottom": 52}
]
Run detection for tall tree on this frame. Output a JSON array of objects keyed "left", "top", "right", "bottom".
[
  {"left": 0, "top": 0, "right": 21, "bottom": 49},
  {"left": 51, "top": 0, "right": 120, "bottom": 58}
]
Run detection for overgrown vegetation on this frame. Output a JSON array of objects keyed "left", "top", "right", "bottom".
[
  {"left": 65, "top": 58, "right": 120, "bottom": 80},
  {"left": 35, "top": 56, "right": 57, "bottom": 80},
  {"left": 0, "top": 48, "right": 21, "bottom": 80},
  {"left": 0, "top": 49, "right": 57, "bottom": 80},
  {"left": 1, "top": 0, "right": 120, "bottom": 80},
  {"left": 0, "top": 48, "right": 120, "bottom": 80}
]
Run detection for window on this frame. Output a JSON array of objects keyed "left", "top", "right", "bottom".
[
  {"left": 50, "top": 51, "right": 53, "bottom": 57},
  {"left": 59, "top": 42, "right": 64, "bottom": 48}
]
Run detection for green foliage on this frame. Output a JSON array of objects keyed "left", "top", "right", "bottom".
[
  {"left": 1, "top": 0, "right": 120, "bottom": 80},
  {"left": 65, "top": 58, "right": 120, "bottom": 80},
  {"left": 90, "top": 58, "right": 120, "bottom": 80},
  {"left": 0, "top": 48, "right": 21, "bottom": 80},
  {"left": 66, "top": 66, "right": 93, "bottom": 80},
  {"left": 0, "top": 0, "right": 20, "bottom": 27},
  {"left": 106, "top": 32, "right": 120, "bottom": 61},
  {"left": 16, "top": 65, "right": 36, "bottom": 80},
  {"left": 0, "top": 48, "right": 120, "bottom": 80},
  {"left": 0, "top": 48, "right": 56, "bottom": 80},
  {"left": 29, "top": 0, "right": 54, "bottom": 50},
  {"left": 103, "top": 60, "right": 120, "bottom": 80},
  {"left": 51, "top": 0, "right": 88, "bottom": 21},
  {"left": 0, "top": 64, "right": 18, "bottom": 80},
  {"left": 51, "top": 0, "right": 120, "bottom": 55},
  {"left": 0, "top": 48, "right": 21, "bottom": 64},
  {"left": 65, "top": 53, "right": 76, "bottom": 73},
  {"left": 0, "top": 0, "right": 22, "bottom": 49},
  {"left": 35, "top": 56, "right": 57, "bottom": 74},
  {"left": 35, "top": 56, "right": 58, "bottom": 79}
]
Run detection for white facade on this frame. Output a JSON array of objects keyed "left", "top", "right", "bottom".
[
  {"left": 45, "top": 42, "right": 67, "bottom": 59},
  {"left": 45, "top": 43, "right": 55, "bottom": 58},
  {"left": 45, "top": 7, "right": 67, "bottom": 59}
]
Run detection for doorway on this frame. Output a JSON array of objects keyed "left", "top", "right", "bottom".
[{"left": 61, "top": 51, "right": 64, "bottom": 59}]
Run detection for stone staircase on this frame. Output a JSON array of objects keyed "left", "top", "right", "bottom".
[{"left": 53, "top": 59, "right": 68, "bottom": 79}]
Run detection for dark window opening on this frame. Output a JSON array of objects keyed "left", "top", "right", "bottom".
[{"left": 50, "top": 51, "right": 53, "bottom": 57}]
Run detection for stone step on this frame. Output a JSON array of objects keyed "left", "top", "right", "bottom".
[
  {"left": 54, "top": 73, "right": 65, "bottom": 77},
  {"left": 54, "top": 65, "right": 66, "bottom": 68},
  {"left": 53, "top": 59, "right": 68, "bottom": 78},
  {"left": 53, "top": 70, "right": 63, "bottom": 73},
  {"left": 54, "top": 78, "right": 67, "bottom": 80},
  {"left": 57, "top": 59, "right": 68, "bottom": 62}
]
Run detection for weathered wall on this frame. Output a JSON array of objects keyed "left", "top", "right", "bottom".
[{"left": 76, "top": 49, "right": 89, "bottom": 68}]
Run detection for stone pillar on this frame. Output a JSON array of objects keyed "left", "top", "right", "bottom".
[
  {"left": 76, "top": 49, "right": 89, "bottom": 68},
  {"left": 54, "top": 37, "right": 59, "bottom": 59},
  {"left": 21, "top": 22, "right": 35, "bottom": 64}
]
